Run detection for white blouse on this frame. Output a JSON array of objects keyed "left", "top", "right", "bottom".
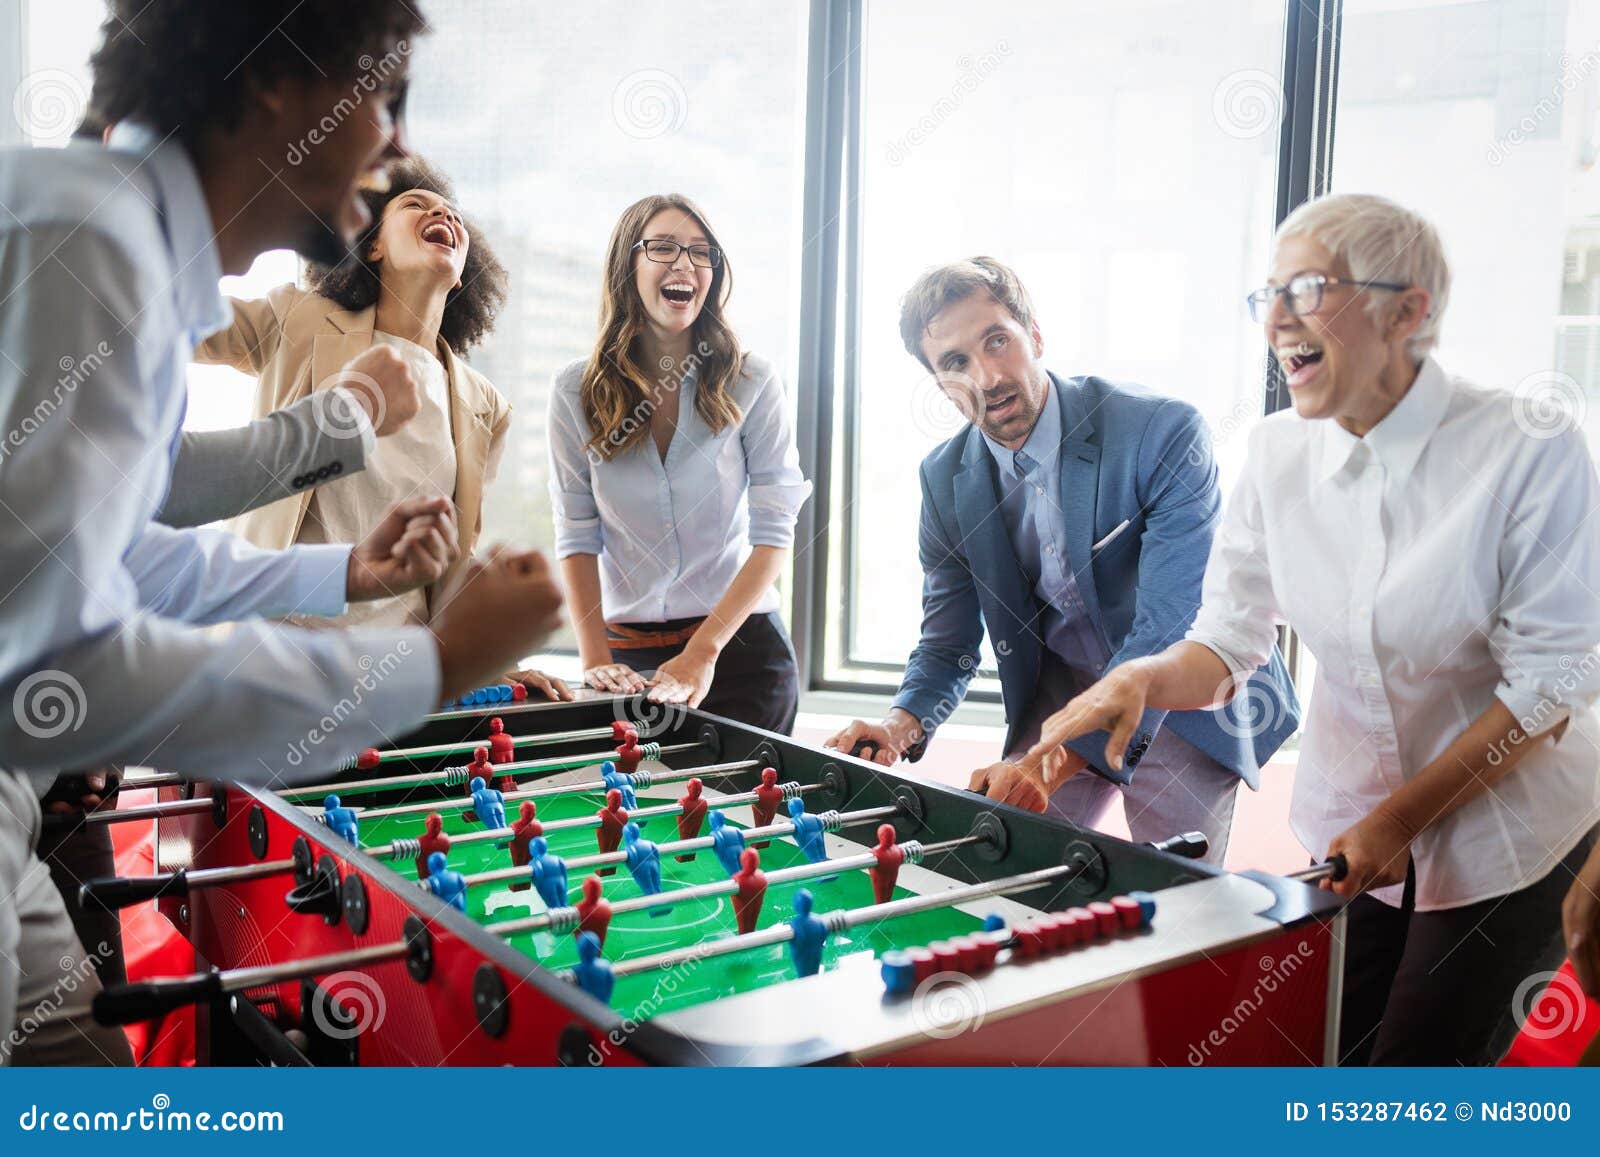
[
  {"left": 547, "top": 351, "right": 811, "bottom": 623},
  {"left": 1188, "top": 357, "right": 1600, "bottom": 910}
]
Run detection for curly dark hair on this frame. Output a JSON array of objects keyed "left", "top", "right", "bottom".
[
  {"left": 89, "top": 1, "right": 427, "bottom": 157},
  {"left": 307, "top": 157, "right": 508, "bottom": 354}
]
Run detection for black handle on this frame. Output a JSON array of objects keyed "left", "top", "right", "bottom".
[
  {"left": 92, "top": 971, "right": 222, "bottom": 1026},
  {"left": 849, "top": 739, "right": 880, "bottom": 760},
  {"left": 1324, "top": 853, "right": 1348, "bottom": 882},
  {"left": 79, "top": 870, "right": 188, "bottom": 912},
  {"left": 1148, "top": 831, "right": 1210, "bottom": 860}
]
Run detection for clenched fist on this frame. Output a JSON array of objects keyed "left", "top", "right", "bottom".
[
  {"left": 334, "top": 344, "right": 421, "bottom": 437},
  {"left": 347, "top": 496, "right": 459, "bottom": 601}
]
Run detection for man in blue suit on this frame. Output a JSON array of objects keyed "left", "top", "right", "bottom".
[{"left": 826, "top": 258, "right": 1297, "bottom": 862}]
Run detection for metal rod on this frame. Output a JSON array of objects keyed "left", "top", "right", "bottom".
[
  {"left": 348, "top": 758, "right": 760, "bottom": 823},
  {"left": 490, "top": 835, "right": 978, "bottom": 939},
  {"left": 281, "top": 740, "right": 703, "bottom": 801},
  {"left": 120, "top": 772, "right": 186, "bottom": 790},
  {"left": 346, "top": 723, "right": 631, "bottom": 766},
  {"left": 187, "top": 859, "right": 296, "bottom": 888},
  {"left": 1285, "top": 855, "right": 1347, "bottom": 885},
  {"left": 609, "top": 861, "right": 1076, "bottom": 978},
  {"left": 69, "top": 797, "right": 214, "bottom": 826},
  {"left": 220, "top": 940, "right": 411, "bottom": 994},
  {"left": 462, "top": 804, "right": 902, "bottom": 888},
  {"left": 366, "top": 782, "right": 818, "bottom": 860}
]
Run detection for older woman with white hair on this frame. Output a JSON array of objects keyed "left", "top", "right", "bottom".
[{"left": 1020, "top": 192, "right": 1600, "bottom": 1065}]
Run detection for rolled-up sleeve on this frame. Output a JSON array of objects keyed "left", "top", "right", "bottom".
[
  {"left": 740, "top": 364, "right": 812, "bottom": 548},
  {"left": 1185, "top": 441, "right": 1284, "bottom": 679},
  {"left": 1489, "top": 430, "right": 1600, "bottom": 734},
  {"left": 546, "top": 368, "right": 604, "bottom": 558}
]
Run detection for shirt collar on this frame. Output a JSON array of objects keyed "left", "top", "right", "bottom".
[
  {"left": 106, "top": 122, "right": 229, "bottom": 344},
  {"left": 1316, "top": 356, "right": 1451, "bottom": 484},
  {"left": 982, "top": 377, "right": 1060, "bottom": 481}
]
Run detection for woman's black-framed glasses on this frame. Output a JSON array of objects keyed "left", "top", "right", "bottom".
[
  {"left": 1246, "top": 272, "right": 1409, "bottom": 323},
  {"left": 633, "top": 239, "right": 723, "bottom": 268}
]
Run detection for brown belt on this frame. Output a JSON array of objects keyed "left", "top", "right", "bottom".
[{"left": 605, "top": 619, "right": 706, "bottom": 650}]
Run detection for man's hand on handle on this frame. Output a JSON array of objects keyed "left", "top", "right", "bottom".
[
  {"left": 823, "top": 708, "right": 926, "bottom": 766},
  {"left": 968, "top": 745, "right": 1086, "bottom": 813}
]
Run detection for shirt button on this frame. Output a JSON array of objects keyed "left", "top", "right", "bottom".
[
  {"left": 1035, "top": 486, "right": 1045, "bottom": 496},
  {"left": 1045, "top": 546, "right": 1055, "bottom": 556}
]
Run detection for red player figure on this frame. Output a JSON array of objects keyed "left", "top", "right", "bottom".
[
  {"left": 461, "top": 745, "right": 495, "bottom": 819},
  {"left": 615, "top": 737, "right": 644, "bottom": 774},
  {"left": 596, "top": 788, "right": 629, "bottom": 877},
  {"left": 868, "top": 823, "right": 905, "bottom": 905},
  {"left": 750, "top": 767, "right": 783, "bottom": 848},
  {"left": 610, "top": 721, "right": 637, "bottom": 744},
  {"left": 732, "top": 847, "right": 767, "bottom": 934},
  {"left": 508, "top": 801, "right": 543, "bottom": 891},
  {"left": 414, "top": 812, "right": 451, "bottom": 879},
  {"left": 486, "top": 718, "right": 517, "bottom": 791},
  {"left": 675, "top": 777, "right": 708, "bottom": 862},
  {"left": 575, "top": 874, "right": 613, "bottom": 949}
]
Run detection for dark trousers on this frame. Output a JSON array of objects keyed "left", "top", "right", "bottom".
[
  {"left": 1338, "top": 826, "right": 1597, "bottom": 1066},
  {"left": 34, "top": 819, "right": 127, "bottom": 989},
  {"left": 618, "top": 612, "right": 799, "bottom": 736}
]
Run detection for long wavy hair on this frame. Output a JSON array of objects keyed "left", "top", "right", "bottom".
[{"left": 581, "top": 194, "right": 744, "bottom": 459}]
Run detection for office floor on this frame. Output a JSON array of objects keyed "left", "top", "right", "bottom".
[{"left": 794, "top": 714, "right": 1308, "bottom": 875}]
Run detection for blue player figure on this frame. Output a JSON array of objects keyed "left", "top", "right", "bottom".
[
  {"left": 469, "top": 775, "right": 506, "bottom": 831},
  {"left": 571, "top": 930, "right": 614, "bottom": 1005},
  {"left": 787, "top": 798, "right": 837, "bottom": 882},
  {"left": 787, "top": 798, "right": 828, "bottom": 863},
  {"left": 622, "top": 821, "right": 669, "bottom": 915},
  {"left": 528, "top": 836, "right": 569, "bottom": 908},
  {"left": 323, "top": 794, "right": 359, "bottom": 844},
  {"left": 787, "top": 889, "right": 829, "bottom": 977},
  {"left": 423, "top": 851, "right": 467, "bottom": 911},
  {"left": 600, "top": 760, "right": 639, "bottom": 811},
  {"left": 709, "top": 811, "right": 745, "bottom": 877}
]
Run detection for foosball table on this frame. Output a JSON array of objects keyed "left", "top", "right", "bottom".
[{"left": 83, "top": 690, "right": 1346, "bottom": 1065}]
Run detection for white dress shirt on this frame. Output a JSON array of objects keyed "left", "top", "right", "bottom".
[
  {"left": 0, "top": 125, "right": 439, "bottom": 786},
  {"left": 547, "top": 353, "right": 811, "bottom": 622},
  {"left": 1188, "top": 357, "right": 1600, "bottom": 910}
]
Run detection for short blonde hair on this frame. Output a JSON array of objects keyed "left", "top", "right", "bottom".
[{"left": 1275, "top": 193, "right": 1450, "bottom": 358}]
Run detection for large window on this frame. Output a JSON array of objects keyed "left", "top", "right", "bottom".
[
  {"left": 819, "top": 0, "right": 1288, "bottom": 690},
  {"left": 406, "top": 0, "right": 811, "bottom": 648},
  {"left": 1333, "top": 0, "right": 1600, "bottom": 453}
]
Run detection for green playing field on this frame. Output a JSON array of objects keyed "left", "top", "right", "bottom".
[{"left": 354, "top": 778, "right": 986, "bottom": 1019}]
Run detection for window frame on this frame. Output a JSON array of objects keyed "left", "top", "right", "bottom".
[{"left": 791, "top": 0, "right": 1345, "bottom": 696}]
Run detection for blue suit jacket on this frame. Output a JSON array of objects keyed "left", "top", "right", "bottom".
[{"left": 890, "top": 372, "right": 1298, "bottom": 788}]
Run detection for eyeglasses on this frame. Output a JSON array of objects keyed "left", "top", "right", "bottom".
[
  {"left": 632, "top": 239, "right": 722, "bottom": 268},
  {"left": 1246, "top": 272, "right": 1409, "bottom": 323}
]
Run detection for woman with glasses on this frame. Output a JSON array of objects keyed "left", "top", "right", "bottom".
[
  {"left": 1018, "top": 193, "right": 1600, "bottom": 1065},
  {"left": 547, "top": 194, "right": 811, "bottom": 732}
]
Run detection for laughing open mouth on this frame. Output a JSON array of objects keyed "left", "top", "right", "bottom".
[
  {"left": 661, "top": 282, "right": 695, "bottom": 305},
  {"left": 1282, "top": 340, "right": 1324, "bottom": 375},
  {"left": 421, "top": 221, "right": 455, "bottom": 250}
]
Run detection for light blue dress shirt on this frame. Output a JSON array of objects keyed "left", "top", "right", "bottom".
[
  {"left": 548, "top": 353, "right": 811, "bottom": 622},
  {"left": 0, "top": 125, "right": 438, "bottom": 785},
  {"left": 980, "top": 380, "right": 1110, "bottom": 676}
]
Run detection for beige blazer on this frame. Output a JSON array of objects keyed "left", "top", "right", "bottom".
[{"left": 197, "top": 284, "right": 512, "bottom": 618}]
